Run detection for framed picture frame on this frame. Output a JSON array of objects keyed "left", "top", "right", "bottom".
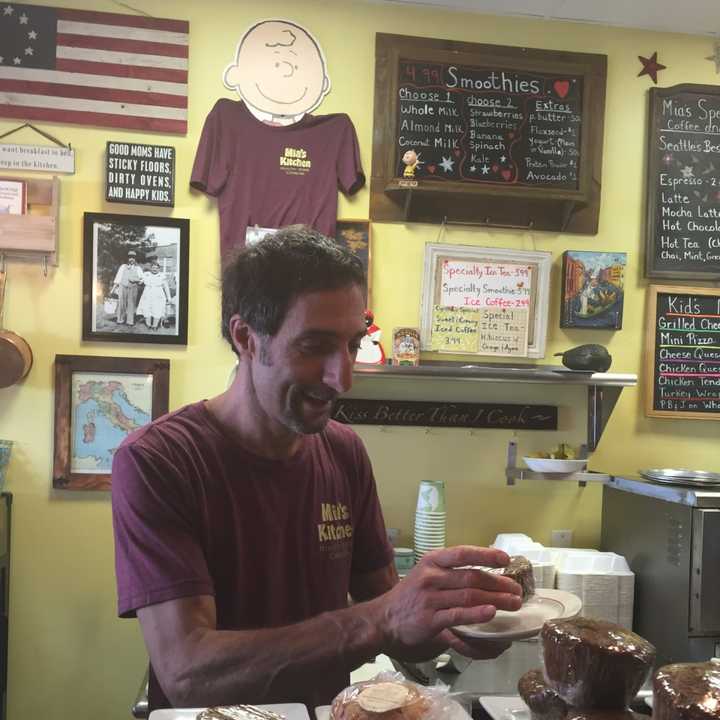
[
  {"left": 335, "top": 219, "right": 371, "bottom": 306},
  {"left": 560, "top": 250, "right": 626, "bottom": 329},
  {"left": 82, "top": 212, "right": 189, "bottom": 345},
  {"left": 420, "top": 243, "right": 551, "bottom": 358},
  {"left": 52, "top": 354, "right": 169, "bottom": 491}
]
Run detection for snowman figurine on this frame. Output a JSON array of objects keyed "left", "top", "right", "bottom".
[{"left": 356, "top": 310, "right": 386, "bottom": 365}]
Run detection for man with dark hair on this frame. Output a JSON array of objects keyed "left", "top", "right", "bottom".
[{"left": 111, "top": 226, "right": 521, "bottom": 712}]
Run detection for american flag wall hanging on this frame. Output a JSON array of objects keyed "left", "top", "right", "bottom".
[{"left": 0, "top": 3, "right": 188, "bottom": 134}]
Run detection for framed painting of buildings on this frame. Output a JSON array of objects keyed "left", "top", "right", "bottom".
[{"left": 561, "top": 250, "right": 627, "bottom": 329}]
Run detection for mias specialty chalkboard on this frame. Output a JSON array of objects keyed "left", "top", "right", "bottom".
[
  {"left": 645, "top": 85, "right": 720, "bottom": 279},
  {"left": 646, "top": 285, "right": 720, "bottom": 419}
]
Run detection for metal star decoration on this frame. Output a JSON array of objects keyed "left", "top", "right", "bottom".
[{"left": 638, "top": 51, "right": 666, "bottom": 84}]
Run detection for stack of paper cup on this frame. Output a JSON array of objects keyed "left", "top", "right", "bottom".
[{"left": 414, "top": 480, "right": 446, "bottom": 562}]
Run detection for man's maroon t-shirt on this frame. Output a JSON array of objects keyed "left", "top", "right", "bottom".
[
  {"left": 111, "top": 401, "right": 393, "bottom": 711},
  {"left": 190, "top": 99, "right": 365, "bottom": 259}
]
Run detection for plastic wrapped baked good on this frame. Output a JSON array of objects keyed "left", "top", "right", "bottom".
[
  {"left": 330, "top": 672, "right": 457, "bottom": 720},
  {"left": 653, "top": 661, "right": 720, "bottom": 720},
  {"left": 483, "top": 555, "right": 535, "bottom": 600},
  {"left": 502, "top": 556, "right": 535, "bottom": 600},
  {"left": 518, "top": 668, "right": 567, "bottom": 720},
  {"left": 541, "top": 617, "right": 656, "bottom": 709}
]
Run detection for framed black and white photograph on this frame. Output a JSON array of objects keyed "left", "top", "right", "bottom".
[{"left": 82, "top": 212, "right": 189, "bottom": 345}]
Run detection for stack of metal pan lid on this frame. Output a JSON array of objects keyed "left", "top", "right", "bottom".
[{"left": 639, "top": 468, "right": 720, "bottom": 487}]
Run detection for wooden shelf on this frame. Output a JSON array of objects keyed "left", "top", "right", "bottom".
[
  {"left": 0, "top": 176, "right": 59, "bottom": 265},
  {"left": 381, "top": 179, "right": 590, "bottom": 233}
]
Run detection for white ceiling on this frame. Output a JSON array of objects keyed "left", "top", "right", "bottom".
[{"left": 374, "top": 0, "right": 720, "bottom": 37}]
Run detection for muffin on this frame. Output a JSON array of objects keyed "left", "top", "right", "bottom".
[
  {"left": 541, "top": 616, "right": 656, "bottom": 709},
  {"left": 653, "top": 661, "right": 720, "bottom": 720},
  {"left": 518, "top": 668, "right": 568, "bottom": 720}
]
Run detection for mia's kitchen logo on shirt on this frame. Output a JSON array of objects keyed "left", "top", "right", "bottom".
[
  {"left": 280, "top": 147, "right": 312, "bottom": 176},
  {"left": 317, "top": 501, "right": 353, "bottom": 555}
]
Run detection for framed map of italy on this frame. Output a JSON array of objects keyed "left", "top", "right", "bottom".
[{"left": 53, "top": 355, "right": 169, "bottom": 491}]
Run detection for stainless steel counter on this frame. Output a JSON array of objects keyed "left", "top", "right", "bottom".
[{"left": 609, "top": 475, "right": 720, "bottom": 508}]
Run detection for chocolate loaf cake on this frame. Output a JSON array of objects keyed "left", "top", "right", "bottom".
[
  {"left": 541, "top": 616, "right": 656, "bottom": 709},
  {"left": 653, "top": 661, "right": 720, "bottom": 720},
  {"left": 518, "top": 668, "right": 567, "bottom": 720}
]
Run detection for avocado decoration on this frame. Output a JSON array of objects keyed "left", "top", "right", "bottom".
[{"left": 554, "top": 344, "right": 612, "bottom": 372}]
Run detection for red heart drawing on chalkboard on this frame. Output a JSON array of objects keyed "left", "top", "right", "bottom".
[
  {"left": 554, "top": 80, "right": 570, "bottom": 98},
  {"left": 454, "top": 149, "right": 461, "bottom": 157},
  {"left": 427, "top": 165, "right": 436, "bottom": 173},
  {"left": 492, "top": 164, "right": 499, "bottom": 173},
  {"left": 501, "top": 169, "right": 512, "bottom": 181}
]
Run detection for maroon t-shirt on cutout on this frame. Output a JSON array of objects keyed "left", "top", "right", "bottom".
[
  {"left": 190, "top": 99, "right": 365, "bottom": 259},
  {"left": 111, "top": 401, "right": 392, "bottom": 711}
]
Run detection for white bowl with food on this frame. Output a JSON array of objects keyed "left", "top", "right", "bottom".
[{"left": 523, "top": 457, "right": 587, "bottom": 473}]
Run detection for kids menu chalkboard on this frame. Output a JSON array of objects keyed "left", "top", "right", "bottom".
[
  {"left": 646, "top": 285, "right": 720, "bottom": 419},
  {"left": 371, "top": 34, "right": 607, "bottom": 233},
  {"left": 646, "top": 85, "right": 720, "bottom": 279}
]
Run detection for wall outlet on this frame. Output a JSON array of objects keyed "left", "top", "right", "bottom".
[{"left": 551, "top": 529, "right": 573, "bottom": 547}]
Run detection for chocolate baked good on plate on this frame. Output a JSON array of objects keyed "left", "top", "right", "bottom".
[
  {"left": 518, "top": 668, "right": 568, "bottom": 720},
  {"left": 653, "top": 661, "right": 720, "bottom": 720},
  {"left": 486, "top": 555, "right": 535, "bottom": 600},
  {"left": 503, "top": 555, "right": 535, "bottom": 599},
  {"left": 541, "top": 616, "right": 656, "bottom": 709},
  {"left": 330, "top": 680, "right": 431, "bottom": 720}
]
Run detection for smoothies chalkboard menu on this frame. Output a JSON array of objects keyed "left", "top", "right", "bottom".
[
  {"left": 646, "top": 285, "right": 720, "bottom": 420},
  {"left": 394, "top": 61, "right": 582, "bottom": 189},
  {"left": 371, "top": 34, "right": 607, "bottom": 233},
  {"left": 646, "top": 85, "right": 720, "bottom": 279}
]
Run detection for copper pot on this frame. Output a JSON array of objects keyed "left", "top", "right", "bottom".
[{"left": 0, "top": 271, "right": 33, "bottom": 389}]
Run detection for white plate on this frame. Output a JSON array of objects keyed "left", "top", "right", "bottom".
[
  {"left": 523, "top": 457, "right": 587, "bottom": 473},
  {"left": 150, "top": 704, "right": 310, "bottom": 720},
  {"left": 479, "top": 696, "right": 528, "bottom": 720},
  {"left": 316, "top": 697, "right": 472, "bottom": 720},
  {"left": 453, "top": 588, "right": 582, "bottom": 640}
]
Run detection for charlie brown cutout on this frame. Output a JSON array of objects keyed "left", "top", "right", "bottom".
[
  {"left": 223, "top": 19, "right": 331, "bottom": 126},
  {"left": 190, "top": 18, "right": 365, "bottom": 260}
]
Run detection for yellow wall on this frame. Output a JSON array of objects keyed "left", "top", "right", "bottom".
[{"left": 1, "top": 1, "right": 719, "bottom": 717}]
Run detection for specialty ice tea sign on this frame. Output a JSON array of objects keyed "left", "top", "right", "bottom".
[
  {"left": 105, "top": 141, "right": 175, "bottom": 207},
  {"left": 646, "top": 285, "right": 720, "bottom": 419},
  {"left": 645, "top": 85, "right": 720, "bottom": 279}
]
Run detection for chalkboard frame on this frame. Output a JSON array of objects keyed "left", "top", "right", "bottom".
[
  {"left": 645, "top": 284, "right": 720, "bottom": 420},
  {"left": 420, "top": 243, "right": 552, "bottom": 359},
  {"left": 645, "top": 84, "right": 720, "bottom": 280},
  {"left": 371, "top": 33, "right": 607, "bottom": 233}
]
